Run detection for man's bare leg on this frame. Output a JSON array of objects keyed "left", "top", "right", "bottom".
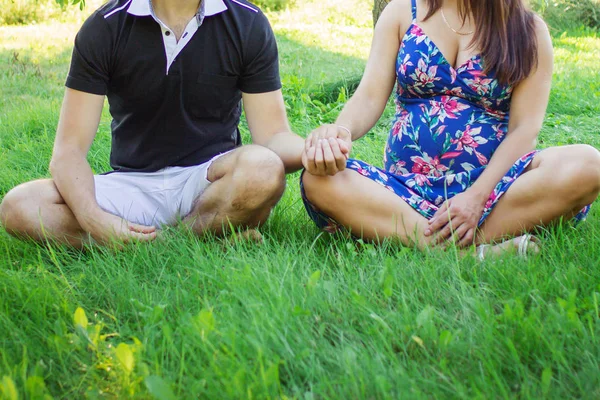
[
  {"left": 302, "top": 144, "right": 600, "bottom": 252},
  {"left": 183, "top": 145, "right": 286, "bottom": 236},
  {"left": 1, "top": 146, "right": 285, "bottom": 246},
  {"left": 0, "top": 179, "right": 88, "bottom": 247}
]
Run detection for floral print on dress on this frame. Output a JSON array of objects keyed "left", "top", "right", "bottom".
[{"left": 301, "top": 0, "right": 590, "bottom": 233}]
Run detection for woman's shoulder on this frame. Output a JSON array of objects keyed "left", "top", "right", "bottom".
[
  {"left": 532, "top": 14, "right": 550, "bottom": 37},
  {"left": 382, "top": 0, "right": 414, "bottom": 19},
  {"left": 532, "top": 14, "right": 553, "bottom": 56},
  {"left": 376, "top": 0, "right": 415, "bottom": 36}
]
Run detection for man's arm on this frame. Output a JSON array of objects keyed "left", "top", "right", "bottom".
[
  {"left": 50, "top": 88, "right": 156, "bottom": 243},
  {"left": 242, "top": 89, "right": 305, "bottom": 173}
]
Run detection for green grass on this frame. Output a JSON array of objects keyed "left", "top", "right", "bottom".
[{"left": 1, "top": 0, "right": 600, "bottom": 398}]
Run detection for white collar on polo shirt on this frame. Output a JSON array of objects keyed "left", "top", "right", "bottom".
[
  {"left": 123, "top": 0, "right": 228, "bottom": 74},
  {"left": 127, "top": 0, "right": 228, "bottom": 17}
]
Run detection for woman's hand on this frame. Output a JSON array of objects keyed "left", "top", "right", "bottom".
[
  {"left": 302, "top": 124, "right": 352, "bottom": 176},
  {"left": 424, "top": 190, "right": 487, "bottom": 247}
]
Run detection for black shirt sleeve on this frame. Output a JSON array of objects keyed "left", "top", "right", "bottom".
[
  {"left": 238, "top": 11, "right": 282, "bottom": 94},
  {"left": 65, "top": 12, "right": 113, "bottom": 95}
]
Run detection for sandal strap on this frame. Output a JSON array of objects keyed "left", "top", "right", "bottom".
[
  {"left": 518, "top": 234, "right": 532, "bottom": 257},
  {"left": 477, "top": 244, "right": 488, "bottom": 261}
]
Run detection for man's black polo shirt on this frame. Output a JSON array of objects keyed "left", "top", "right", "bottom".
[{"left": 66, "top": 0, "right": 281, "bottom": 172}]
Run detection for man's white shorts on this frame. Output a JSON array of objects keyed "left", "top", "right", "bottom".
[{"left": 94, "top": 152, "right": 229, "bottom": 227}]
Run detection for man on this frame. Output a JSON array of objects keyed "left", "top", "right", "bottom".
[{"left": 0, "top": 0, "right": 347, "bottom": 247}]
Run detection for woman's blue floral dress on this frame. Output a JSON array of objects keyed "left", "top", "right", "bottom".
[{"left": 301, "top": 0, "right": 590, "bottom": 232}]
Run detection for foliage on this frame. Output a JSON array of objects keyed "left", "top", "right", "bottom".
[
  {"left": 252, "top": 0, "right": 294, "bottom": 11},
  {"left": 370, "top": 0, "right": 600, "bottom": 32},
  {"left": 0, "top": 0, "right": 96, "bottom": 25},
  {"left": 0, "top": 0, "right": 60, "bottom": 25},
  {"left": 534, "top": 0, "right": 600, "bottom": 32},
  {"left": 54, "top": 0, "right": 84, "bottom": 6},
  {"left": 0, "top": 0, "right": 289, "bottom": 25},
  {"left": 1, "top": 0, "right": 600, "bottom": 397},
  {"left": 2, "top": 0, "right": 600, "bottom": 28}
]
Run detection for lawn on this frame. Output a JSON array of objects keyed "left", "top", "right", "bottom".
[{"left": 1, "top": 0, "right": 600, "bottom": 398}]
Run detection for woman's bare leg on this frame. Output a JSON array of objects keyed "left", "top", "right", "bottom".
[
  {"left": 302, "top": 145, "right": 600, "bottom": 253},
  {"left": 477, "top": 144, "right": 600, "bottom": 244},
  {"left": 302, "top": 169, "right": 434, "bottom": 248}
]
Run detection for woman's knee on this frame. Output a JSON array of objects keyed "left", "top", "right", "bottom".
[
  {"left": 562, "top": 145, "right": 600, "bottom": 199},
  {"left": 302, "top": 169, "right": 353, "bottom": 214},
  {"left": 540, "top": 144, "right": 600, "bottom": 203}
]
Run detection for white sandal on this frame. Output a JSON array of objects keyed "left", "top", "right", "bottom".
[
  {"left": 476, "top": 234, "right": 539, "bottom": 261},
  {"left": 517, "top": 234, "right": 538, "bottom": 257},
  {"left": 477, "top": 244, "right": 490, "bottom": 261}
]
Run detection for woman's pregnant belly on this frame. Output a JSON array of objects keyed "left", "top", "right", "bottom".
[{"left": 384, "top": 97, "right": 508, "bottom": 177}]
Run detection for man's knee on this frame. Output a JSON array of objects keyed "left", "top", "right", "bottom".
[
  {"left": 1, "top": 185, "right": 31, "bottom": 235},
  {"left": 1, "top": 180, "right": 62, "bottom": 235},
  {"left": 231, "top": 145, "right": 286, "bottom": 210}
]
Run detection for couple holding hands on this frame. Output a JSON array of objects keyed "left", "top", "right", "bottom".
[{"left": 2, "top": 0, "right": 599, "bottom": 260}]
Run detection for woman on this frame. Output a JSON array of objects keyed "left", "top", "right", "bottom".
[{"left": 300, "top": 0, "right": 600, "bottom": 258}]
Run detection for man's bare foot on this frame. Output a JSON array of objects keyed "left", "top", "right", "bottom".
[
  {"left": 228, "top": 228, "right": 264, "bottom": 245},
  {"left": 476, "top": 234, "right": 540, "bottom": 260}
]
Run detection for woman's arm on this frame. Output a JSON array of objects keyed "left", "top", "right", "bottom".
[
  {"left": 426, "top": 17, "right": 554, "bottom": 245},
  {"left": 334, "top": 0, "right": 407, "bottom": 141},
  {"left": 466, "top": 17, "right": 553, "bottom": 203},
  {"left": 303, "top": 0, "right": 412, "bottom": 176}
]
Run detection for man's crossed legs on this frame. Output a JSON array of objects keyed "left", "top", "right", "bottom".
[{"left": 0, "top": 145, "right": 285, "bottom": 247}]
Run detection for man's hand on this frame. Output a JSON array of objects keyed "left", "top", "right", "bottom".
[
  {"left": 81, "top": 210, "right": 157, "bottom": 245},
  {"left": 424, "top": 191, "right": 486, "bottom": 247},
  {"left": 302, "top": 124, "right": 352, "bottom": 176}
]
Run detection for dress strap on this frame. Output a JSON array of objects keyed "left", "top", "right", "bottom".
[{"left": 411, "top": 0, "right": 417, "bottom": 21}]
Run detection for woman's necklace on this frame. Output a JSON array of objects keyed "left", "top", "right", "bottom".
[{"left": 440, "top": 8, "right": 474, "bottom": 36}]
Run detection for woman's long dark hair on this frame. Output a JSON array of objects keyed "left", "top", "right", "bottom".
[{"left": 423, "top": 0, "right": 539, "bottom": 85}]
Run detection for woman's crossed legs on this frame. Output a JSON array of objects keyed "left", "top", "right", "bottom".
[{"left": 302, "top": 144, "right": 600, "bottom": 252}]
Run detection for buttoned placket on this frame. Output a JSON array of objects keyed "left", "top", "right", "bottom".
[{"left": 149, "top": 0, "right": 206, "bottom": 74}]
